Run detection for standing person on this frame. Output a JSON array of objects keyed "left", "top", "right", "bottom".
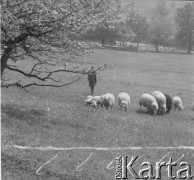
[{"left": 88, "top": 66, "right": 97, "bottom": 95}]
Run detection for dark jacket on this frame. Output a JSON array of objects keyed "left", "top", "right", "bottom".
[{"left": 88, "top": 70, "right": 97, "bottom": 88}]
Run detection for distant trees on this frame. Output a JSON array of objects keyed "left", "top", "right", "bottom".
[
  {"left": 82, "top": 22, "right": 118, "bottom": 45},
  {"left": 175, "top": 3, "right": 194, "bottom": 53},
  {"left": 148, "top": 1, "right": 173, "bottom": 52},
  {"left": 82, "top": 1, "right": 135, "bottom": 46},
  {"left": 116, "top": 21, "right": 134, "bottom": 47},
  {"left": 78, "top": 1, "right": 194, "bottom": 53},
  {"left": 126, "top": 10, "right": 148, "bottom": 50}
]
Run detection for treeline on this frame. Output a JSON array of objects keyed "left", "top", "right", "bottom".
[{"left": 82, "top": 1, "right": 194, "bottom": 53}]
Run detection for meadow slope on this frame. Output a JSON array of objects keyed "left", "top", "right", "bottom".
[{"left": 1, "top": 49, "right": 194, "bottom": 180}]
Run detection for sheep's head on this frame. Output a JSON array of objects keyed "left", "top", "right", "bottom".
[
  {"left": 90, "top": 100, "right": 97, "bottom": 108},
  {"left": 160, "top": 106, "right": 167, "bottom": 115},
  {"left": 120, "top": 101, "right": 128, "bottom": 111},
  {"left": 100, "top": 95, "right": 106, "bottom": 100},
  {"left": 101, "top": 95, "right": 110, "bottom": 108},
  {"left": 100, "top": 95, "right": 107, "bottom": 103},
  {"left": 157, "top": 107, "right": 166, "bottom": 115},
  {"left": 151, "top": 102, "right": 159, "bottom": 115},
  {"left": 177, "top": 105, "right": 183, "bottom": 111},
  {"left": 85, "top": 99, "right": 92, "bottom": 107}
]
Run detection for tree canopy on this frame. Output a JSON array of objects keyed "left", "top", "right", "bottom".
[
  {"left": 1, "top": 0, "right": 127, "bottom": 90},
  {"left": 148, "top": 1, "right": 173, "bottom": 52},
  {"left": 175, "top": 2, "right": 194, "bottom": 53}
]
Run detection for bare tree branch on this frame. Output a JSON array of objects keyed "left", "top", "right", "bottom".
[{"left": 1, "top": 65, "right": 103, "bottom": 91}]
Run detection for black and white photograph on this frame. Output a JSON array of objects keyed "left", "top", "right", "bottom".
[{"left": 1, "top": 0, "right": 194, "bottom": 179}]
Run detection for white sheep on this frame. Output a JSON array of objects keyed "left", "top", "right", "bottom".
[
  {"left": 90, "top": 99, "right": 98, "bottom": 108},
  {"left": 172, "top": 96, "right": 183, "bottom": 111},
  {"left": 87, "top": 95, "right": 93, "bottom": 99},
  {"left": 118, "top": 92, "right": 131, "bottom": 111},
  {"left": 85, "top": 95, "right": 93, "bottom": 107},
  {"left": 101, "top": 93, "right": 115, "bottom": 110},
  {"left": 152, "top": 91, "right": 167, "bottom": 115},
  {"left": 90, "top": 96, "right": 104, "bottom": 108},
  {"left": 139, "top": 93, "right": 159, "bottom": 115}
]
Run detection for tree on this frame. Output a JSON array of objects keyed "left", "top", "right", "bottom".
[
  {"left": 81, "top": 22, "right": 118, "bottom": 45},
  {"left": 81, "top": 1, "right": 135, "bottom": 46},
  {"left": 175, "top": 3, "right": 194, "bottom": 53},
  {"left": 1, "top": 0, "right": 122, "bottom": 90},
  {"left": 116, "top": 21, "right": 134, "bottom": 46},
  {"left": 125, "top": 10, "right": 148, "bottom": 50},
  {"left": 148, "top": 1, "right": 173, "bottom": 52}
]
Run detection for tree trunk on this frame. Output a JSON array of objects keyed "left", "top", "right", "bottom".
[
  {"left": 155, "top": 44, "right": 159, "bottom": 52},
  {"left": 1, "top": 46, "right": 12, "bottom": 76},
  {"left": 187, "top": 31, "right": 192, "bottom": 54},
  {"left": 122, "top": 41, "right": 125, "bottom": 46},
  {"left": 136, "top": 42, "right": 140, "bottom": 50}
]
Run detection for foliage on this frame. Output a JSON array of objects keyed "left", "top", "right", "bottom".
[
  {"left": 147, "top": 1, "right": 173, "bottom": 52},
  {"left": 175, "top": 3, "right": 194, "bottom": 53},
  {"left": 81, "top": 1, "right": 135, "bottom": 46},
  {"left": 1, "top": 0, "right": 123, "bottom": 89},
  {"left": 125, "top": 10, "right": 148, "bottom": 49},
  {"left": 81, "top": 23, "right": 118, "bottom": 45}
]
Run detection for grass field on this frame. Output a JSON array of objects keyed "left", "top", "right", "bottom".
[{"left": 1, "top": 49, "right": 194, "bottom": 180}]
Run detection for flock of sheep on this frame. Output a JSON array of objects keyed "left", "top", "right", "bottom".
[{"left": 85, "top": 91, "right": 183, "bottom": 115}]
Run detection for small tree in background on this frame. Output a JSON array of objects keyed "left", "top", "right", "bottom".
[
  {"left": 81, "top": 22, "right": 118, "bottom": 46},
  {"left": 148, "top": 1, "right": 173, "bottom": 52},
  {"left": 116, "top": 21, "right": 135, "bottom": 47},
  {"left": 125, "top": 10, "right": 148, "bottom": 50},
  {"left": 175, "top": 3, "right": 194, "bottom": 53}
]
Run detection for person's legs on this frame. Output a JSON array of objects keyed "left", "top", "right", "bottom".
[{"left": 90, "top": 87, "right": 94, "bottom": 95}]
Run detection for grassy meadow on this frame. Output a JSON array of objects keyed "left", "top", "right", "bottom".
[{"left": 1, "top": 49, "right": 194, "bottom": 179}]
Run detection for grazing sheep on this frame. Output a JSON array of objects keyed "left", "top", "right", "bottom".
[
  {"left": 152, "top": 91, "right": 166, "bottom": 115},
  {"left": 85, "top": 95, "right": 93, "bottom": 107},
  {"left": 118, "top": 92, "right": 131, "bottom": 111},
  {"left": 90, "top": 99, "right": 98, "bottom": 108},
  {"left": 90, "top": 96, "right": 104, "bottom": 108},
  {"left": 172, "top": 96, "right": 183, "bottom": 111},
  {"left": 87, "top": 95, "right": 93, "bottom": 99},
  {"left": 139, "top": 93, "right": 159, "bottom": 115},
  {"left": 164, "top": 94, "right": 172, "bottom": 113},
  {"left": 101, "top": 93, "right": 115, "bottom": 110}
]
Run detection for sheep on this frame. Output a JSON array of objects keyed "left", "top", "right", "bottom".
[
  {"left": 164, "top": 94, "right": 172, "bottom": 114},
  {"left": 117, "top": 92, "right": 131, "bottom": 111},
  {"left": 152, "top": 91, "right": 166, "bottom": 115},
  {"left": 85, "top": 95, "right": 104, "bottom": 108},
  {"left": 172, "top": 96, "right": 183, "bottom": 111},
  {"left": 90, "top": 99, "right": 98, "bottom": 108},
  {"left": 101, "top": 93, "right": 115, "bottom": 110},
  {"left": 139, "top": 93, "right": 159, "bottom": 115},
  {"left": 87, "top": 95, "right": 93, "bottom": 99},
  {"left": 85, "top": 95, "right": 93, "bottom": 107},
  {"left": 90, "top": 96, "right": 104, "bottom": 108}
]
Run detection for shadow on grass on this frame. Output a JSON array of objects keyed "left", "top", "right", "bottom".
[
  {"left": 2, "top": 104, "right": 46, "bottom": 126},
  {"left": 136, "top": 109, "right": 165, "bottom": 116},
  {"left": 136, "top": 109, "right": 149, "bottom": 115}
]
